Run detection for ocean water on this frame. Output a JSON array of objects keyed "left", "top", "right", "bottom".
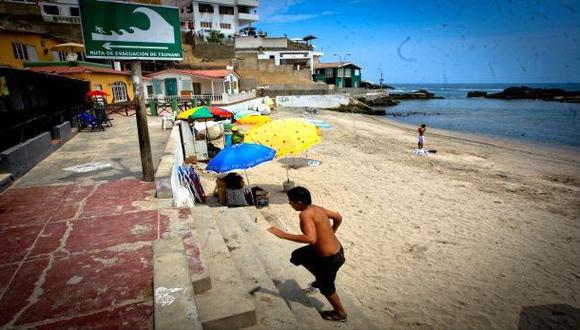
[{"left": 383, "top": 83, "right": 580, "bottom": 149}]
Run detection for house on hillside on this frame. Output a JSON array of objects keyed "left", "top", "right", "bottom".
[
  {"left": 26, "top": 61, "right": 134, "bottom": 104},
  {"left": 1, "top": 27, "right": 132, "bottom": 104},
  {"left": 313, "top": 62, "right": 362, "bottom": 88},
  {"left": 235, "top": 36, "right": 323, "bottom": 75},
  {"left": 143, "top": 69, "right": 253, "bottom": 104},
  {"left": 0, "top": 28, "right": 72, "bottom": 69},
  {"left": 177, "top": 0, "right": 258, "bottom": 38}
]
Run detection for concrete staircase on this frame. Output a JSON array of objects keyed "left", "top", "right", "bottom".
[{"left": 153, "top": 205, "right": 376, "bottom": 329}]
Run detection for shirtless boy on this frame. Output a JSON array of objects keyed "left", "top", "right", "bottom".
[
  {"left": 418, "top": 124, "right": 426, "bottom": 149},
  {"left": 268, "top": 186, "right": 347, "bottom": 322}
]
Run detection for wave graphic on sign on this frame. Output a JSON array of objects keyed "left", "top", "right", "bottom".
[{"left": 91, "top": 7, "right": 175, "bottom": 44}]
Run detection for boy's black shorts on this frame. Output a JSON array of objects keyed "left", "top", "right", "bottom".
[{"left": 290, "top": 245, "right": 345, "bottom": 296}]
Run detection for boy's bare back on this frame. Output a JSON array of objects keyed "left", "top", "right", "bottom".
[{"left": 300, "top": 205, "right": 342, "bottom": 257}]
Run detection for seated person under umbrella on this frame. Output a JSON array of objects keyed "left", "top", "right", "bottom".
[{"left": 231, "top": 127, "right": 245, "bottom": 145}]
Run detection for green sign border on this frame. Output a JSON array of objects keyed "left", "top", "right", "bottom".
[{"left": 79, "top": 0, "right": 183, "bottom": 61}]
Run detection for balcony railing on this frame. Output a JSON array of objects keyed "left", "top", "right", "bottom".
[
  {"left": 145, "top": 90, "right": 256, "bottom": 108},
  {"left": 238, "top": 12, "right": 258, "bottom": 21},
  {"left": 237, "top": 0, "right": 258, "bottom": 7},
  {"left": 42, "top": 15, "right": 81, "bottom": 24}
]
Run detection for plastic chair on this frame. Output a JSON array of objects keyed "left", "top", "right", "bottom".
[
  {"left": 79, "top": 112, "right": 105, "bottom": 131},
  {"left": 161, "top": 113, "right": 176, "bottom": 130}
]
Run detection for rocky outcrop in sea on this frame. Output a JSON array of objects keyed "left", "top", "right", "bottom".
[
  {"left": 390, "top": 89, "right": 444, "bottom": 100},
  {"left": 468, "top": 86, "right": 580, "bottom": 103}
]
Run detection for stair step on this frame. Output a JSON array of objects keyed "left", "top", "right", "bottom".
[
  {"left": 160, "top": 208, "right": 211, "bottom": 294},
  {"left": 235, "top": 208, "right": 335, "bottom": 329},
  {"left": 152, "top": 239, "right": 202, "bottom": 330},
  {"left": 239, "top": 209, "right": 378, "bottom": 329},
  {"left": 190, "top": 206, "right": 257, "bottom": 330},
  {"left": 214, "top": 207, "right": 302, "bottom": 329}
]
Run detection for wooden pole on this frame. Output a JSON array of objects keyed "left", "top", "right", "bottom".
[{"left": 131, "top": 62, "right": 155, "bottom": 182}]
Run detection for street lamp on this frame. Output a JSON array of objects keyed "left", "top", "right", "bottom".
[{"left": 333, "top": 53, "right": 351, "bottom": 88}]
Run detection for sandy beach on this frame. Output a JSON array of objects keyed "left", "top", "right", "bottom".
[{"left": 199, "top": 107, "right": 580, "bottom": 329}]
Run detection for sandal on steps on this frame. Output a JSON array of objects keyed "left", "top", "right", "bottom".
[{"left": 320, "top": 310, "right": 348, "bottom": 322}]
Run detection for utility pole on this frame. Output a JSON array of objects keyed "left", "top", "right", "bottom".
[
  {"left": 379, "top": 67, "right": 384, "bottom": 91},
  {"left": 131, "top": 62, "right": 154, "bottom": 182},
  {"left": 333, "top": 53, "right": 351, "bottom": 89}
]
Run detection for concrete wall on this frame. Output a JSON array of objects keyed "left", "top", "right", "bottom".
[
  {"left": 235, "top": 36, "right": 287, "bottom": 49},
  {"left": 0, "top": 132, "right": 52, "bottom": 175},
  {"left": 222, "top": 97, "right": 266, "bottom": 113},
  {"left": 260, "top": 84, "right": 332, "bottom": 97},
  {"left": 239, "top": 78, "right": 257, "bottom": 91},
  {"left": 0, "top": 2, "right": 41, "bottom": 16},
  {"left": 275, "top": 94, "right": 350, "bottom": 108},
  {"left": 51, "top": 121, "right": 72, "bottom": 141},
  {"left": 191, "top": 43, "right": 235, "bottom": 60}
]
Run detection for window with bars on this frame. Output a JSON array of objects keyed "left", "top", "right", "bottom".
[
  {"left": 343, "top": 68, "right": 352, "bottom": 77},
  {"left": 220, "top": 23, "right": 231, "bottom": 29},
  {"left": 198, "top": 3, "right": 213, "bottom": 13},
  {"left": 43, "top": 4, "right": 59, "bottom": 15},
  {"left": 325, "top": 68, "right": 334, "bottom": 77},
  {"left": 12, "top": 43, "right": 37, "bottom": 61},
  {"left": 69, "top": 7, "right": 80, "bottom": 16},
  {"left": 219, "top": 6, "right": 234, "bottom": 15},
  {"left": 200, "top": 21, "right": 212, "bottom": 28},
  {"left": 112, "top": 81, "right": 128, "bottom": 102},
  {"left": 52, "top": 51, "right": 67, "bottom": 61}
]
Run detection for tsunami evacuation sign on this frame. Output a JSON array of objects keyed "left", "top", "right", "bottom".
[{"left": 79, "top": 0, "right": 182, "bottom": 60}]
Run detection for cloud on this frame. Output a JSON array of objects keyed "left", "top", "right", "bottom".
[
  {"left": 322, "top": 11, "right": 337, "bottom": 15},
  {"left": 267, "top": 14, "right": 318, "bottom": 23},
  {"left": 259, "top": 0, "right": 305, "bottom": 18}
]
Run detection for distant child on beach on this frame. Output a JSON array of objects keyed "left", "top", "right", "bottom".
[
  {"left": 418, "top": 124, "right": 426, "bottom": 149},
  {"left": 268, "top": 187, "right": 347, "bottom": 322}
]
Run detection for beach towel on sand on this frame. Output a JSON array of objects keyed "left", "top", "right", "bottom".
[{"left": 411, "top": 148, "right": 430, "bottom": 156}]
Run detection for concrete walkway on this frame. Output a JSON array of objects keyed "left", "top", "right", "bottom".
[
  {"left": 0, "top": 115, "right": 187, "bottom": 328},
  {"left": 16, "top": 115, "right": 171, "bottom": 187}
]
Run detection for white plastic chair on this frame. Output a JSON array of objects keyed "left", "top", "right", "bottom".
[{"left": 161, "top": 113, "right": 176, "bottom": 130}]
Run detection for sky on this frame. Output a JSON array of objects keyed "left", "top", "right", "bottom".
[{"left": 256, "top": 0, "right": 580, "bottom": 84}]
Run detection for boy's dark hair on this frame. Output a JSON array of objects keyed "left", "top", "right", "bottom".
[
  {"left": 421, "top": 124, "right": 426, "bottom": 128},
  {"left": 287, "top": 186, "right": 312, "bottom": 205}
]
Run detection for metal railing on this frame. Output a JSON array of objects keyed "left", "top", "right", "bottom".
[{"left": 146, "top": 91, "right": 257, "bottom": 109}]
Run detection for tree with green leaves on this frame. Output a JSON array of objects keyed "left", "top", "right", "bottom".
[{"left": 206, "top": 30, "right": 225, "bottom": 44}]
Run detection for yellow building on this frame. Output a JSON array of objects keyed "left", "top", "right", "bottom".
[
  {"left": 1, "top": 28, "right": 133, "bottom": 104},
  {"left": 26, "top": 62, "right": 134, "bottom": 104},
  {"left": 0, "top": 28, "right": 69, "bottom": 69}
]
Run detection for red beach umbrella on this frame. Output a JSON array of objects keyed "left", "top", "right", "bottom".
[
  {"left": 209, "top": 106, "right": 233, "bottom": 119},
  {"left": 86, "top": 90, "right": 109, "bottom": 97}
]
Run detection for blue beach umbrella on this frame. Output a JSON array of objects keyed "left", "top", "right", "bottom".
[
  {"left": 206, "top": 143, "right": 276, "bottom": 173},
  {"left": 207, "top": 143, "right": 276, "bottom": 204}
]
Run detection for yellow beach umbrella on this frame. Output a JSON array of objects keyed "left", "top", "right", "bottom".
[
  {"left": 50, "top": 42, "right": 85, "bottom": 53},
  {"left": 245, "top": 118, "right": 321, "bottom": 157},
  {"left": 176, "top": 108, "right": 196, "bottom": 120},
  {"left": 236, "top": 115, "right": 272, "bottom": 126}
]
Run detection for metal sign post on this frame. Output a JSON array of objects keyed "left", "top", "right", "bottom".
[{"left": 79, "top": 0, "right": 182, "bottom": 182}]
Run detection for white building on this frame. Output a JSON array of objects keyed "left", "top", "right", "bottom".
[
  {"left": 143, "top": 68, "right": 258, "bottom": 104},
  {"left": 39, "top": 0, "right": 80, "bottom": 24},
  {"left": 178, "top": 0, "right": 258, "bottom": 38},
  {"left": 235, "top": 36, "right": 323, "bottom": 75}
]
